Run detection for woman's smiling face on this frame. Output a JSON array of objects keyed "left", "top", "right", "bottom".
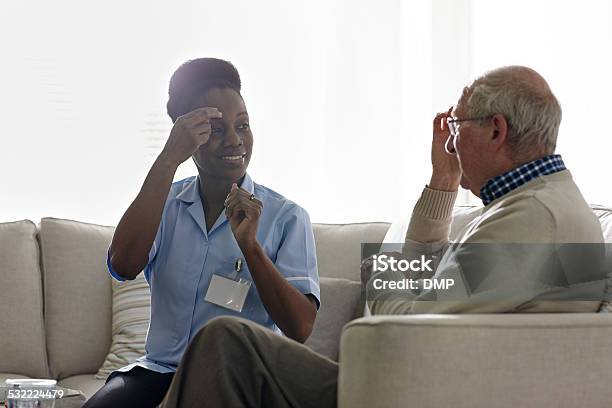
[{"left": 190, "top": 87, "right": 253, "bottom": 181}]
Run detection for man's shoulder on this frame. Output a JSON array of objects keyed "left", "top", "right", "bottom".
[
  {"left": 474, "top": 173, "right": 602, "bottom": 243},
  {"left": 467, "top": 193, "right": 554, "bottom": 242}
]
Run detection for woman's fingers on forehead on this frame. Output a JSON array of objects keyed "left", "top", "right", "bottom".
[
  {"left": 187, "top": 107, "right": 223, "bottom": 120},
  {"left": 201, "top": 107, "right": 223, "bottom": 117},
  {"left": 190, "top": 119, "right": 210, "bottom": 128}
]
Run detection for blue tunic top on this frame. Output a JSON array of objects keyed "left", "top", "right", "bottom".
[{"left": 107, "top": 173, "right": 320, "bottom": 374}]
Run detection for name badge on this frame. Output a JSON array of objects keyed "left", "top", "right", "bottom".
[{"left": 204, "top": 258, "right": 252, "bottom": 312}]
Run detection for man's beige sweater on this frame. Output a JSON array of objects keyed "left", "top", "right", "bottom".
[{"left": 369, "top": 170, "right": 606, "bottom": 314}]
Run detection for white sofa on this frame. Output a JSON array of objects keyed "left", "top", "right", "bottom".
[
  {"left": 1, "top": 205, "right": 611, "bottom": 407},
  {"left": 338, "top": 204, "right": 612, "bottom": 408}
]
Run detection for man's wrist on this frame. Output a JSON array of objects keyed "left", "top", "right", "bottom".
[{"left": 428, "top": 173, "right": 461, "bottom": 192}]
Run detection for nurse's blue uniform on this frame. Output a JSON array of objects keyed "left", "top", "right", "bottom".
[{"left": 106, "top": 173, "right": 320, "bottom": 375}]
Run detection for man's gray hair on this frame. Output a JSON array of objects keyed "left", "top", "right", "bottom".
[{"left": 466, "top": 66, "right": 562, "bottom": 161}]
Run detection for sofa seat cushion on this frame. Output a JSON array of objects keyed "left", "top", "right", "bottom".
[
  {"left": 0, "top": 220, "right": 49, "bottom": 378},
  {"left": 305, "top": 278, "right": 362, "bottom": 360},
  {"left": 39, "top": 218, "right": 114, "bottom": 380},
  {"left": 58, "top": 374, "right": 105, "bottom": 400}
]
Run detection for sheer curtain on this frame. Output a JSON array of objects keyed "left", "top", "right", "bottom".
[
  {"left": 1, "top": 1, "right": 610, "bottom": 226},
  {"left": 469, "top": 0, "right": 612, "bottom": 207}
]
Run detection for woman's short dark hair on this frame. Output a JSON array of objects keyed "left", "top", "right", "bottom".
[{"left": 166, "top": 58, "right": 242, "bottom": 122}]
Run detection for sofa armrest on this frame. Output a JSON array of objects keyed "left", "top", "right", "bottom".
[{"left": 338, "top": 314, "right": 612, "bottom": 408}]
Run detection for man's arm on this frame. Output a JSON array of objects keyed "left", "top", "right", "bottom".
[
  {"left": 367, "top": 111, "right": 461, "bottom": 314},
  {"left": 402, "top": 109, "right": 461, "bottom": 271}
]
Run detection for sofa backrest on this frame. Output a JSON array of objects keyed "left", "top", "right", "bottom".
[
  {"left": 39, "top": 218, "right": 113, "bottom": 380},
  {"left": 23, "top": 219, "right": 390, "bottom": 375},
  {"left": 0, "top": 220, "right": 49, "bottom": 378}
]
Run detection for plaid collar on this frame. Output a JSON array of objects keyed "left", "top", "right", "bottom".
[{"left": 480, "top": 154, "right": 566, "bottom": 205}]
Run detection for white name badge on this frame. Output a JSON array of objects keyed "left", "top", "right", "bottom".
[{"left": 205, "top": 274, "right": 252, "bottom": 313}]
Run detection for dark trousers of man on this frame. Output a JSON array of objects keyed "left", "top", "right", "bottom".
[
  {"left": 83, "top": 366, "right": 174, "bottom": 408},
  {"left": 161, "top": 316, "right": 339, "bottom": 408}
]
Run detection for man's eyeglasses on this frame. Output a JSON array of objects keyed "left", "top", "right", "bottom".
[{"left": 446, "top": 116, "right": 492, "bottom": 138}]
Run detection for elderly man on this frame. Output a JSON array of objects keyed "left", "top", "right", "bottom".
[
  {"left": 367, "top": 65, "right": 606, "bottom": 314},
  {"left": 160, "top": 66, "right": 606, "bottom": 408}
]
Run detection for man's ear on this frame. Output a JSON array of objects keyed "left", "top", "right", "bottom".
[{"left": 490, "top": 113, "right": 509, "bottom": 151}]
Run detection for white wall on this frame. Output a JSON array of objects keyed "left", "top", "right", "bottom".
[{"left": 1, "top": 0, "right": 610, "bottom": 225}]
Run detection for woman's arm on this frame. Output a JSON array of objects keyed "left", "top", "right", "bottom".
[
  {"left": 225, "top": 184, "right": 317, "bottom": 343},
  {"left": 108, "top": 154, "right": 178, "bottom": 280},
  {"left": 109, "top": 107, "right": 222, "bottom": 280},
  {"left": 241, "top": 241, "right": 317, "bottom": 343}
]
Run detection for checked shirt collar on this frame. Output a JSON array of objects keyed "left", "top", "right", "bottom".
[{"left": 480, "top": 154, "right": 566, "bottom": 206}]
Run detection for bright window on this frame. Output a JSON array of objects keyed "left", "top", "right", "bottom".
[{"left": 1, "top": 1, "right": 610, "bottom": 225}]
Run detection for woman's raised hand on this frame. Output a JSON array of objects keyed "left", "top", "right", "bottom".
[
  {"left": 225, "top": 183, "right": 263, "bottom": 250},
  {"left": 161, "top": 107, "right": 223, "bottom": 166}
]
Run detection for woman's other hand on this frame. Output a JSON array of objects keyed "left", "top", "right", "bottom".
[
  {"left": 161, "top": 107, "right": 223, "bottom": 166},
  {"left": 225, "top": 183, "right": 263, "bottom": 250}
]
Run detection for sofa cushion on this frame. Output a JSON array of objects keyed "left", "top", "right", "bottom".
[
  {"left": 313, "top": 223, "right": 389, "bottom": 281},
  {"left": 305, "top": 277, "right": 362, "bottom": 361},
  {"left": 95, "top": 271, "right": 150, "bottom": 380},
  {"left": 39, "top": 218, "right": 114, "bottom": 380},
  {"left": 0, "top": 220, "right": 49, "bottom": 378}
]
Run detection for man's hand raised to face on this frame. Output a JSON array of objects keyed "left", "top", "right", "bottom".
[{"left": 428, "top": 108, "right": 462, "bottom": 191}]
